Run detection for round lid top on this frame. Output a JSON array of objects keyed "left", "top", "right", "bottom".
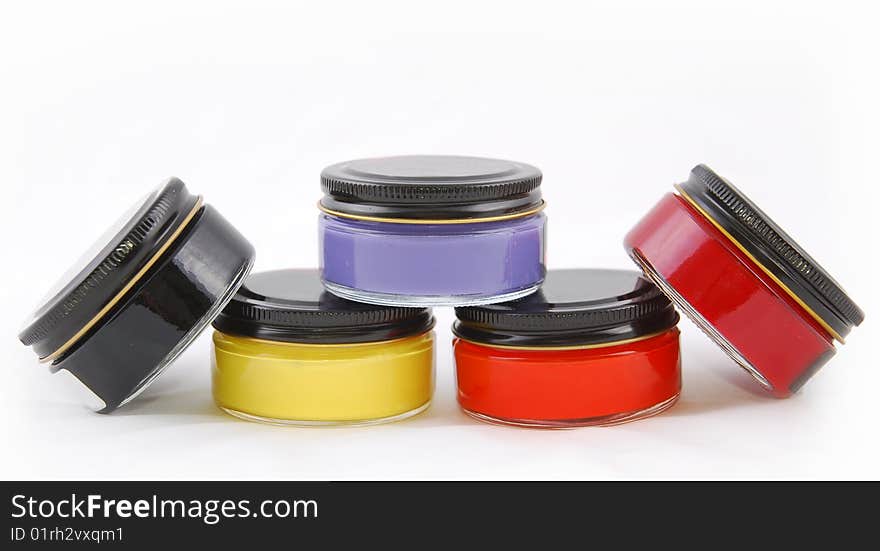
[
  {"left": 678, "top": 164, "right": 864, "bottom": 340},
  {"left": 453, "top": 269, "right": 679, "bottom": 347},
  {"left": 319, "top": 155, "right": 543, "bottom": 220},
  {"left": 212, "top": 269, "right": 436, "bottom": 343},
  {"left": 19, "top": 178, "right": 202, "bottom": 358}
]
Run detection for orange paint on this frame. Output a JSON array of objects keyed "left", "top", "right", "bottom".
[{"left": 454, "top": 329, "right": 681, "bottom": 426}]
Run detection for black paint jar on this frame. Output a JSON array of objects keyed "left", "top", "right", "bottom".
[{"left": 18, "top": 178, "right": 255, "bottom": 412}]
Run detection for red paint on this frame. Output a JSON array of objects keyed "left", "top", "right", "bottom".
[
  {"left": 624, "top": 193, "right": 835, "bottom": 397},
  {"left": 454, "top": 329, "right": 681, "bottom": 425}
]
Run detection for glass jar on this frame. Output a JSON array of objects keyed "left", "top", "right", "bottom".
[
  {"left": 211, "top": 269, "right": 436, "bottom": 426},
  {"left": 453, "top": 269, "right": 681, "bottom": 428},
  {"left": 625, "top": 165, "right": 864, "bottom": 397},
  {"left": 18, "top": 178, "right": 255, "bottom": 412},
  {"left": 319, "top": 155, "right": 547, "bottom": 306}
]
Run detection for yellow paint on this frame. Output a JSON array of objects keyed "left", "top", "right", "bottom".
[{"left": 212, "top": 331, "right": 435, "bottom": 424}]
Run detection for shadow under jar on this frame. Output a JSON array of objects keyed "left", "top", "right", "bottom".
[
  {"left": 318, "top": 155, "right": 547, "bottom": 307},
  {"left": 624, "top": 165, "right": 864, "bottom": 397},
  {"left": 211, "top": 269, "right": 436, "bottom": 426},
  {"left": 18, "top": 178, "right": 255, "bottom": 412},
  {"left": 453, "top": 269, "right": 681, "bottom": 428}
]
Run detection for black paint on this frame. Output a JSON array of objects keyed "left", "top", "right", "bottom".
[{"left": 19, "top": 180, "right": 255, "bottom": 412}]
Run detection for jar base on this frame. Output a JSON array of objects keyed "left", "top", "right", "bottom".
[
  {"left": 218, "top": 400, "right": 432, "bottom": 427},
  {"left": 629, "top": 249, "right": 774, "bottom": 392},
  {"left": 461, "top": 394, "right": 679, "bottom": 429},
  {"left": 322, "top": 281, "right": 542, "bottom": 307}
]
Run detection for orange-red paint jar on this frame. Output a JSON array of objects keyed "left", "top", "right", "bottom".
[
  {"left": 453, "top": 269, "right": 681, "bottom": 428},
  {"left": 625, "top": 165, "right": 864, "bottom": 397}
]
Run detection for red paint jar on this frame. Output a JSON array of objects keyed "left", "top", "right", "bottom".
[
  {"left": 453, "top": 269, "right": 681, "bottom": 427},
  {"left": 625, "top": 165, "right": 864, "bottom": 397}
]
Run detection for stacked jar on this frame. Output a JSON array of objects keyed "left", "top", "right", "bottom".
[{"left": 308, "top": 156, "right": 686, "bottom": 427}]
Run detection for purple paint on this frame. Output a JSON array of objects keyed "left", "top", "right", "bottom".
[{"left": 319, "top": 213, "right": 546, "bottom": 306}]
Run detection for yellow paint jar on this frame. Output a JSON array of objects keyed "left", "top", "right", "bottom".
[{"left": 211, "top": 269, "right": 435, "bottom": 426}]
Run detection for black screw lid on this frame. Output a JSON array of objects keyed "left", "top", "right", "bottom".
[
  {"left": 678, "top": 165, "right": 864, "bottom": 339},
  {"left": 320, "top": 155, "right": 543, "bottom": 220},
  {"left": 454, "top": 269, "right": 679, "bottom": 348},
  {"left": 18, "top": 178, "right": 201, "bottom": 358},
  {"left": 212, "top": 269, "right": 436, "bottom": 344}
]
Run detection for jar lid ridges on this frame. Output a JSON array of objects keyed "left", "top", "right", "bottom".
[
  {"left": 212, "top": 269, "right": 435, "bottom": 344},
  {"left": 319, "top": 155, "right": 544, "bottom": 220},
  {"left": 18, "top": 181, "right": 193, "bottom": 347},
  {"left": 321, "top": 176, "right": 543, "bottom": 203},
  {"left": 690, "top": 164, "right": 864, "bottom": 328},
  {"left": 454, "top": 269, "right": 680, "bottom": 348},
  {"left": 455, "top": 287, "right": 673, "bottom": 331},
  {"left": 231, "top": 301, "right": 423, "bottom": 328}
]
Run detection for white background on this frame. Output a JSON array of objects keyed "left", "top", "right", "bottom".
[{"left": 1, "top": 1, "right": 877, "bottom": 480}]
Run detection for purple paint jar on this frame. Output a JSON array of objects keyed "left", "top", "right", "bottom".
[{"left": 319, "top": 156, "right": 547, "bottom": 306}]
